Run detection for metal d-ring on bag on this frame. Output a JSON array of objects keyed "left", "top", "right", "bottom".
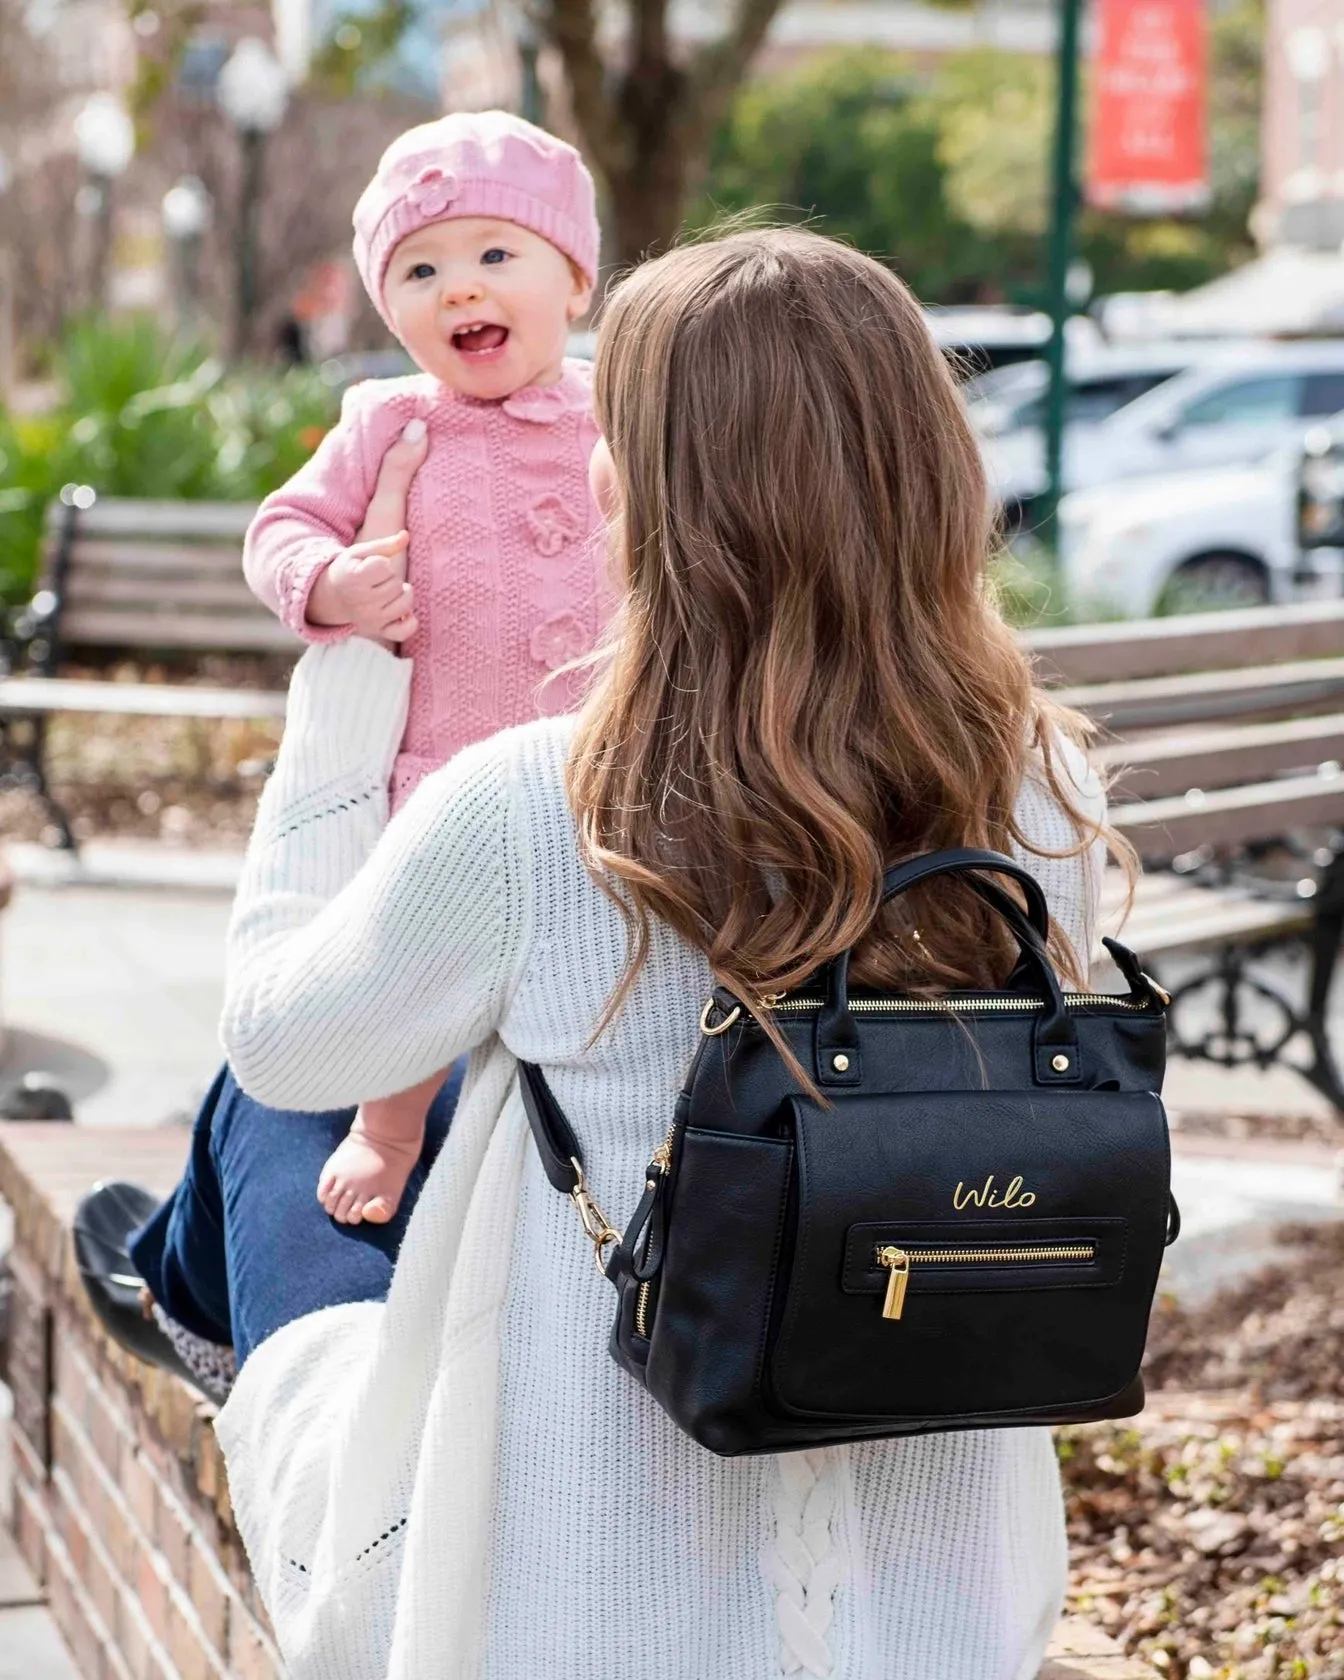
[{"left": 520, "top": 848, "right": 1178, "bottom": 1457}]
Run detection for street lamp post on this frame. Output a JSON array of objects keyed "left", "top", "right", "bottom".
[
  {"left": 0, "top": 149, "right": 14, "bottom": 402},
  {"left": 161, "top": 175, "right": 212, "bottom": 335},
  {"left": 73, "top": 93, "right": 136, "bottom": 310},
  {"left": 217, "top": 37, "right": 289, "bottom": 358},
  {"left": 515, "top": 10, "right": 543, "bottom": 127},
  {"left": 1040, "top": 0, "right": 1083, "bottom": 558}
]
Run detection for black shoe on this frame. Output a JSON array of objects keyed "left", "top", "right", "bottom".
[
  {"left": 72, "top": 1181, "right": 198, "bottom": 1389},
  {"left": 0, "top": 1072, "right": 74, "bottom": 1120}
]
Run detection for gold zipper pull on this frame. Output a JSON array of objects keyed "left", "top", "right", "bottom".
[{"left": 877, "top": 1246, "right": 910, "bottom": 1320}]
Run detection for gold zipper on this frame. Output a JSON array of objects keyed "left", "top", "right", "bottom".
[
  {"left": 634, "top": 1122, "right": 678, "bottom": 1339},
  {"left": 768, "top": 993, "right": 1145, "bottom": 1016},
  {"left": 875, "top": 1241, "right": 1097, "bottom": 1321}
]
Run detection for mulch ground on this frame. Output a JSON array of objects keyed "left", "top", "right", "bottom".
[
  {"left": 0, "top": 659, "right": 281, "bottom": 849},
  {"left": 1063, "top": 1222, "right": 1344, "bottom": 1679}
]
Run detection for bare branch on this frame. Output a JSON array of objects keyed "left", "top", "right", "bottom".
[
  {"left": 630, "top": 0, "right": 670, "bottom": 71},
  {"left": 537, "top": 0, "right": 625, "bottom": 181},
  {"left": 688, "top": 0, "right": 784, "bottom": 129}
]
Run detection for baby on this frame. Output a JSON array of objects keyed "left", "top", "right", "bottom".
[{"left": 243, "top": 112, "right": 607, "bottom": 1224}]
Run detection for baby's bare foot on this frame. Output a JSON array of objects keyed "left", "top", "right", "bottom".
[{"left": 317, "top": 1119, "right": 422, "bottom": 1225}]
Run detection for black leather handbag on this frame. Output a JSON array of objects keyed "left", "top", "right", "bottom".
[{"left": 521, "top": 848, "right": 1177, "bottom": 1457}]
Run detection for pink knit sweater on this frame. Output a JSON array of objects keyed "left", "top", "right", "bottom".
[{"left": 244, "top": 361, "right": 606, "bottom": 810}]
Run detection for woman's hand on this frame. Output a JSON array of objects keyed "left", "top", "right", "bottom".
[{"left": 306, "top": 417, "right": 430, "bottom": 645}]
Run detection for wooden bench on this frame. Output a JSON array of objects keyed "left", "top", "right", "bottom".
[
  {"left": 1023, "top": 600, "right": 1344, "bottom": 1111},
  {"left": 0, "top": 487, "right": 293, "bottom": 848}
]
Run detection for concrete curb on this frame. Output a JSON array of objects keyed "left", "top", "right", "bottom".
[{"left": 4, "top": 843, "right": 242, "bottom": 894}]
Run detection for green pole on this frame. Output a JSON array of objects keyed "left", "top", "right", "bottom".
[
  {"left": 518, "top": 15, "right": 543, "bottom": 126},
  {"left": 1041, "top": 0, "right": 1083, "bottom": 554}
]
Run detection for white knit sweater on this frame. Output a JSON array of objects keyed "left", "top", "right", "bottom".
[{"left": 215, "top": 638, "right": 1106, "bottom": 1680}]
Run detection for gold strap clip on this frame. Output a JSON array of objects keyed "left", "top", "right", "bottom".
[{"left": 569, "top": 1157, "right": 620, "bottom": 1273}]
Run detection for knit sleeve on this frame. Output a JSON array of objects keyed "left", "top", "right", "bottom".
[
  {"left": 1011, "top": 727, "right": 1107, "bottom": 986},
  {"left": 241, "top": 382, "right": 403, "bottom": 643},
  {"left": 220, "top": 638, "right": 529, "bottom": 1110}
]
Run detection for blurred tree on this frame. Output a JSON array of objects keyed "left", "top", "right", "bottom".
[
  {"left": 310, "top": 2, "right": 417, "bottom": 98},
  {"left": 538, "top": 0, "right": 786, "bottom": 269},
  {"left": 0, "top": 0, "right": 83, "bottom": 360},
  {"left": 129, "top": 7, "right": 433, "bottom": 357},
  {"left": 932, "top": 50, "right": 1052, "bottom": 238},
  {"left": 698, "top": 17, "right": 1264, "bottom": 306},
  {"left": 692, "top": 52, "right": 1025, "bottom": 302}
]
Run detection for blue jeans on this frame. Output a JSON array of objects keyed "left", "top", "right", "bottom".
[{"left": 128, "top": 1062, "right": 463, "bottom": 1365}]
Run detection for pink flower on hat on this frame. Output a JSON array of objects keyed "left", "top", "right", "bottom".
[{"left": 406, "top": 165, "right": 458, "bottom": 218}]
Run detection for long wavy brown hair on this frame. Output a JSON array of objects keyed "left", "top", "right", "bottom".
[{"left": 569, "top": 228, "right": 1116, "bottom": 1045}]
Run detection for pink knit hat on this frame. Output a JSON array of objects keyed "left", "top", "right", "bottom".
[{"left": 352, "top": 111, "right": 600, "bottom": 331}]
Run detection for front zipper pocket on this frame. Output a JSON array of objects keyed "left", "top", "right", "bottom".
[
  {"left": 842, "top": 1217, "right": 1126, "bottom": 1314},
  {"left": 875, "top": 1240, "right": 1098, "bottom": 1320}
]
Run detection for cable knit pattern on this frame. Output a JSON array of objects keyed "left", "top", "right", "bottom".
[
  {"left": 214, "top": 639, "right": 1105, "bottom": 1680},
  {"left": 767, "top": 1451, "right": 848, "bottom": 1677},
  {"left": 242, "top": 362, "right": 605, "bottom": 813}
]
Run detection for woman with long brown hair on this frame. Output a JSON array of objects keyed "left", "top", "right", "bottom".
[{"left": 81, "top": 228, "right": 1110, "bottom": 1680}]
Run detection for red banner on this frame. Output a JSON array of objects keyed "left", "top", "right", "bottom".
[{"left": 1087, "top": 0, "right": 1209, "bottom": 215}]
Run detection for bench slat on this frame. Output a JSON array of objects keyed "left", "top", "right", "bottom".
[
  {"left": 1102, "top": 902, "right": 1313, "bottom": 964},
  {"left": 0, "top": 677, "right": 287, "bottom": 719},
  {"left": 1061, "top": 657, "right": 1344, "bottom": 732},
  {"left": 1026, "top": 600, "right": 1344, "bottom": 686},
  {"left": 1112, "top": 770, "right": 1344, "bottom": 854},
  {"left": 44, "top": 499, "right": 257, "bottom": 537},
  {"left": 1098, "top": 714, "right": 1344, "bottom": 799},
  {"left": 55, "top": 607, "right": 300, "bottom": 653},
  {"left": 53, "top": 540, "right": 248, "bottom": 577},
  {"left": 64, "top": 574, "right": 262, "bottom": 612},
  {"left": 1118, "top": 898, "right": 1314, "bottom": 956}
]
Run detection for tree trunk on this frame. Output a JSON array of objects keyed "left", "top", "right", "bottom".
[
  {"left": 605, "top": 89, "right": 694, "bottom": 269},
  {"left": 545, "top": 0, "right": 786, "bottom": 276}
]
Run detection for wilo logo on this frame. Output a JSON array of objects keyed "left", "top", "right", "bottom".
[{"left": 952, "top": 1174, "right": 1037, "bottom": 1211}]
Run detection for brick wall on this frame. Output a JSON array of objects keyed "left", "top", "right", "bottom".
[
  {"left": 0, "top": 1120, "right": 1155, "bottom": 1680},
  {"left": 0, "top": 1123, "right": 281, "bottom": 1680}
]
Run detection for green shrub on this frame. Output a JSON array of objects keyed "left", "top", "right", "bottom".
[{"left": 0, "top": 316, "right": 339, "bottom": 603}]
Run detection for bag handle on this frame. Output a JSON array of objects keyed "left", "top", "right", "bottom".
[
  {"left": 815, "top": 849, "right": 1077, "bottom": 1089},
  {"left": 880, "top": 847, "right": 1051, "bottom": 939}
]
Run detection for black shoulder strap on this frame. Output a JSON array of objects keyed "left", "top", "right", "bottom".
[{"left": 518, "top": 1059, "right": 583, "bottom": 1192}]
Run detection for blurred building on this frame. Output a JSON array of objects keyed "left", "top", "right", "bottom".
[{"left": 1261, "top": 0, "right": 1344, "bottom": 249}]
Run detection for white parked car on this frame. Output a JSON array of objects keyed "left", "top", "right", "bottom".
[
  {"left": 1056, "top": 435, "right": 1344, "bottom": 617},
  {"left": 987, "top": 341, "right": 1344, "bottom": 517},
  {"left": 966, "top": 341, "right": 1218, "bottom": 442}
]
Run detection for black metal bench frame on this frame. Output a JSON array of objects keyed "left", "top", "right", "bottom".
[
  {"left": 1148, "top": 851, "right": 1344, "bottom": 1113},
  {"left": 0, "top": 487, "right": 82, "bottom": 849}
]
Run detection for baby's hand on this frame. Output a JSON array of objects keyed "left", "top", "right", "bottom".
[{"left": 307, "top": 532, "right": 419, "bottom": 643}]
